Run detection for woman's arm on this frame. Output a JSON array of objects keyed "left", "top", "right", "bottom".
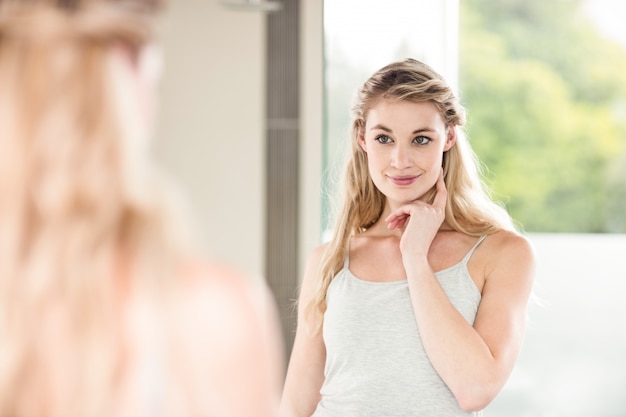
[
  {"left": 405, "top": 232, "right": 535, "bottom": 411},
  {"left": 386, "top": 174, "right": 536, "bottom": 411},
  {"left": 279, "top": 245, "right": 328, "bottom": 417}
]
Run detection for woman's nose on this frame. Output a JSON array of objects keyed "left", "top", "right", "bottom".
[{"left": 391, "top": 144, "right": 413, "bottom": 169}]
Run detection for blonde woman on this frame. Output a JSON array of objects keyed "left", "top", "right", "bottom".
[
  {"left": 281, "top": 59, "right": 535, "bottom": 417},
  {"left": 0, "top": 1, "right": 282, "bottom": 416}
]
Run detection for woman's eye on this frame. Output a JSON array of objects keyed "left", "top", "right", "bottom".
[
  {"left": 413, "top": 136, "right": 431, "bottom": 145},
  {"left": 375, "top": 135, "right": 393, "bottom": 144}
]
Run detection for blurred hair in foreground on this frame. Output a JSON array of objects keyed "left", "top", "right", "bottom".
[{"left": 0, "top": 1, "right": 283, "bottom": 416}]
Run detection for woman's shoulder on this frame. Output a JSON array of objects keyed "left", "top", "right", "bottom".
[
  {"left": 312, "top": 241, "right": 332, "bottom": 256},
  {"left": 180, "top": 260, "right": 272, "bottom": 318},
  {"left": 174, "top": 259, "right": 283, "bottom": 370},
  {"left": 162, "top": 260, "right": 283, "bottom": 417},
  {"left": 482, "top": 230, "right": 536, "bottom": 277},
  {"left": 484, "top": 229, "right": 534, "bottom": 255},
  {"left": 304, "top": 241, "right": 332, "bottom": 270}
]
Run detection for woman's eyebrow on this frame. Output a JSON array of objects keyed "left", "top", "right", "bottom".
[
  {"left": 369, "top": 124, "right": 393, "bottom": 132},
  {"left": 411, "top": 127, "right": 436, "bottom": 134},
  {"left": 369, "top": 124, "right": 436, "bottom": 134}
]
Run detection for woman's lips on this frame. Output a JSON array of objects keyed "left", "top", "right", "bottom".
[{"left": 389, "top": 175, "right": 419, "bottom": 186}]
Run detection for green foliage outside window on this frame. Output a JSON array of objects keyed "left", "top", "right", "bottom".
[{"left": 460, "top": 0, "right": 626, "bottom": 232}]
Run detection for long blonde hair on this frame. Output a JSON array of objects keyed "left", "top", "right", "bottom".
[
  {"left": 307, "top": 58, "right": 515, "bottom": 329},
  {"left": 0, "top": 1, "right": 197, "bottom": 415}
]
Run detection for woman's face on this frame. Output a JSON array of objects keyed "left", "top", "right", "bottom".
[{"left": 358, "top": 99, "right": 455, "bottom": 208}]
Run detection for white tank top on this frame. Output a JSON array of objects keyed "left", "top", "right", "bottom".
[{"left": 311, "top": 236, "right": 486, "bottom": 417}]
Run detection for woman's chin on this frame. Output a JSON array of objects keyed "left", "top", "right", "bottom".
[{"left": 386, "top": 187, "right": 436, "bottom": 205}]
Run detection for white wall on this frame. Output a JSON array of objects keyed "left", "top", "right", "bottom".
[
  {"left": 154, "top": 0, "right": 266, "bottom": 276},
  {"left": 154, "top": 0, "right": 325, "bottom": 282}
]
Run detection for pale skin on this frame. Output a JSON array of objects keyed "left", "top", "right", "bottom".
[
  {"left": 280, "top": 100, "right": 535, "bottom": 415},
  {"left": 164, "top": 263, "right": 284, "bottom": 417}
]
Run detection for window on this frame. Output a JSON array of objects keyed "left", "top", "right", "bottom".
[
  {"left": 459, "top": 1, "right": 626, "bottom": 415},
  {"left": 322, "top": 0, "right": 626, "bottom": 415}
]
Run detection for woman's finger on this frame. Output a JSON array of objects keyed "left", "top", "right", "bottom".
[{"left": 385, "top": 210, "right": 409, "bottom": 229}]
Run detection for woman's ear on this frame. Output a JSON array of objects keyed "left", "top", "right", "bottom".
[
  {"left": 358, "top": 133, "right": 367, "bottom": 153},
  {"left": 108, "top": 43, "right": 163, "bottom": 140},
  {"left": 444, "top": 126, "right": 457, "bottom": 152},
  {"left": 109, "top": 43, "right": 162, "bottom": 84},
  {"left": 137, "top": 44, "right": 163, "bottom": 88}
]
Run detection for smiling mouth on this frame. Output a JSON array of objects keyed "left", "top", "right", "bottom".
[{"left": 389, "top": 175, "right": 419, "bottom": 186}]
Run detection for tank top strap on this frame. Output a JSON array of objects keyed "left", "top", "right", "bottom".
[{"left": 460, "top": 235, "right": 487, "bottom": 265}]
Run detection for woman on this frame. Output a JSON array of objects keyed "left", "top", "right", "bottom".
[
  {"left": 0, "top": 1, "right": 282, "bottom": 416},
  {"left": 281, "top": 58, "right": 535, "bottom": 417}
]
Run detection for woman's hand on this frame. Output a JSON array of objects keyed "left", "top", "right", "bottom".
[{"left": 385, "top": 170, "right": 447, "bottom": 260}]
